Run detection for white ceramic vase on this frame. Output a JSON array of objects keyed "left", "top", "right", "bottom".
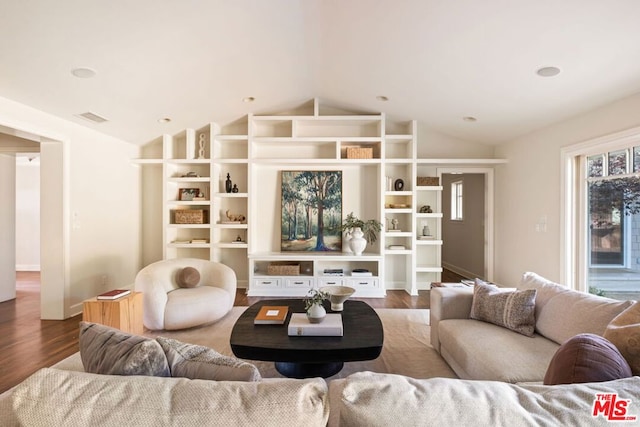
[
  {"left": 349, "top": 227, "right": 367, "bottom": 256},
  {"left": 342, "top": 232, "right": 353, "bottom": 253},
  {"left": 307, "top": 303, "right": 326, "bottom": 323}
]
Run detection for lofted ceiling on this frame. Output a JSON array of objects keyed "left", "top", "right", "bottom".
[{"left": 2, "top": 0, "right": 640, "bottom": 146}]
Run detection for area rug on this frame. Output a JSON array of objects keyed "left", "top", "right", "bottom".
[{"left": 143, "top": 307, "right": 457, "bottom": 380}]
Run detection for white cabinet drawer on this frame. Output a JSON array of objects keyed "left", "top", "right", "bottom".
[
  {"left": 346, "top": 278, "right": 379, "bottom": 289},
  {"left": 253, "top": 278, "right": 281, "bottom": 288},
  {"left": 317, "top": 277, "right": 345, "bottom": 287},
  {"left": 285, "top": 278, "right": 314, "bottom": 288}
]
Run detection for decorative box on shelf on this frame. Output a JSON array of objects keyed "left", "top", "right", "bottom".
[
  {"left": 417, "top": 176, "right": 439, "bottom": 186},
  {"left": 346, "top": 147, "right": 373, "bottom": 159},
  {"left": 174, "top": 209, "right": 208, "bottom": 224},
  {"left": 267, "top": 261, "right": 300, "bottom": 276}
]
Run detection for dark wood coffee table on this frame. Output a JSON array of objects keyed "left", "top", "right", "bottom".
[{"left": 230, "top": 299, "right": 383, "bottom": 378}]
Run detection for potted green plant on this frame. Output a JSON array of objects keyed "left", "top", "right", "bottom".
[
  {"left": 340, "top": 212, "right": 383, "bottom": 255},
  {"left": 304, "top": 289, "right": 328, "bottom": 323},
  {"left": 340, "top": 212, "right": 383, "bottom": 243}
]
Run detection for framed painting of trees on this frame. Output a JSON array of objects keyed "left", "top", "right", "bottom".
[{"left": 281, "top": 171, "right": 342, "bottom": 252}]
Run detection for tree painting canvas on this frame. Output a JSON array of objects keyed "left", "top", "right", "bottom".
[{"left": 281, "top": 171, "right": 342, "bottom": 252}]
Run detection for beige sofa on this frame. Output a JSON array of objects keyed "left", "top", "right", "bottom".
[
  {"left": 430, "top": 272, "right": 635, "bottom": 383},
  {"left": 2, "top": 366, "right": 639, "bottom": 426}
]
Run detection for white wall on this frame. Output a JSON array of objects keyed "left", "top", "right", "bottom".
[
  {"left": 0, "top": 95, "right": 142, "bottom": 318},
  {"left": 15, "top": 158, "right": 40, "bottom": 271},
  {"left": 494, "top": 91, "right": 640, "bottom": 287},
  {"left": 0, "top": 154, "right": 16, "bottom": 302},
  {"left": 417, "top": 124, "right": 495, "bottom": 158}
]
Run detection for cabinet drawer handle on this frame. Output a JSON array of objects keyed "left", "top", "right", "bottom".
[
  {"left": 326, "top": 281, "right": 337, "bottom": 285},
  {"left": 358, "top": 282, "right": 368, "bottom": 285},
  {"left": 262, "top": 281, "right": 272, "bottom": 285},
  {"left": 293, "top": 281, "right": 304, "bottom": 285}
]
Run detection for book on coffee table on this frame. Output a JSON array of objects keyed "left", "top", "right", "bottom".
[
  {"left": 287, "top": 313, "right": 343, "bottom": 336},
  {"left": 97, "top": 289, "right": 131, "bottom": 300},
  {"left": 254, "top": 305, "right": 289, "bottom": 325}
]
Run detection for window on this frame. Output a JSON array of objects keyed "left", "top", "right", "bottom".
[
  {"left": 451, "top": 180, "right": 463, "bottom": 220},
  {"left": 566, "top": 139, "right": 640, "bottom": 301}
]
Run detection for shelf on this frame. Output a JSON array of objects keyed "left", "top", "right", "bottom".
[
  {"left": 166, "top": 159, "right": 210, "bottom": 164},
  {"left": 416, "top": 213, "right": 443, "bottom": 218},
  {"left": 167, "top": 200, "right": 211, "bottom": 206},
  {"left": 214, "top": 223, "right": 248, "bottom": 229},
  {"left": 167, "top": 177, "right": 211, "bottom": 182},
  {"left": 384, "top": 208, "right": 412, "bottom": 214},
  {"left": 385, "top": 231, "right": 413, "bottom": 237},
  {"left": 168, "top": 243, "right": 211, "bottom": 249},
  {"left": 249, "top": 252, "right": 382, "bottom": 260},
  {"left": 212, "top": 159, "right": 249, "bottom": 164},
  {"left": 415, "top": 239, "right": 443, "bottom": 245},
  {"left": 416, "top": 266, "right": 443, "bottom": 273},
  {"left": 216, "top": 243, "right": 248, "bottom": 248},
  {"left": 168, "top": 224, "right": 211, "bottom": 229},
  {"left": 213, "top": 193, "right": 248, "bottom": 198},
  {"left": 416, "top": 185, "right": 443, "bottom": 191},
  {"left": 384, "top": 249, "right": 412, "bottom": 255}
]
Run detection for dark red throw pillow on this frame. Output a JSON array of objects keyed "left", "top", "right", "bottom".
[{"left": 543, "top": 333, "right": 632, "bottom": 385}]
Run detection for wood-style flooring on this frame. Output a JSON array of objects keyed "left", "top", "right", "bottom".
[{"left": 0, "top": 269, "right": 465, "bottom": 394}]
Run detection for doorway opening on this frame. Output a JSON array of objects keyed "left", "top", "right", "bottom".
[{"left": 438, "top": 168, "right": 494, "bottom": 281}]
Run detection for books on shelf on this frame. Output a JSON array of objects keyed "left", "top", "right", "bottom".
[
  {"left": 288, "top": 313, "right": 343, "bottom": 336},
  {"left": 323, "top": 268, "right": 344, "bottom": 276},
  {"left": 254, "top": 305, "right": 289, "bottom": 325},
  {"left": 388, "top": 245, "right": 406, "bottom": 250},
  {"left": 97, "top": 289, "right": 131, "bottom": 300},
  {"left": 190, "top": 238, "right": 208, "bottom": 244},
  {"left": 351, "top": 269, "right": 372, "bottom": 277}
]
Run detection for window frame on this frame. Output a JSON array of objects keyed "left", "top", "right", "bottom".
[
  {"left": 450, "top": 180, "right": 464, "bottom": 221},
  {"left": 561, "top": 126, "right": 640, "bottom": 292}
]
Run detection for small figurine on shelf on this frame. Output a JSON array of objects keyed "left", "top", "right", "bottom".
[
  {"left": 236, "top": 235, "right": 242, "bottom": 242},
  {"left": 420, "top": 205, "right": 433, "bottom": 213},
  {"left": 198, "top": 134, "right": 206, "bottom": 159},
  {"left": 225, "top": 173, "right": 232, "bottom": 193},
  {"left": 232, "top": 184, "right": 239, "bottom": 193}
]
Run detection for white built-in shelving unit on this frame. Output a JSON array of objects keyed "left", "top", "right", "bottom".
[{"left": 133, "top": 98, "right": 505, "bottom": 296}]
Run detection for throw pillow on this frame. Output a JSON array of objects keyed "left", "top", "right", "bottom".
[
  {"left": 470, "top": 279, "right": 537, "bottom": 336},
  {"left": 543, "top": 333, "right": 632, "bottom": 385},
  {"left": 176, "top": 266, "right": 200, "bottom": 288},
  {"left": 79, "top": 322, "right": 170, "bottom": 376},
  {"left": 157, "top": 337, "right": 262, "bottom": 381},
  {"left": 603, "top": 301, "right": 640, "bottom": 375}
]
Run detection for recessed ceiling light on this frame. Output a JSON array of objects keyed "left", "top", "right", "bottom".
[
  {"left": 536, "top": 66, "right": 561, "bottom": 77},
  {"left": 242, "top": 97, "right": 255, "bottom": 103},
  {"left": 462, "top": 116, "right": 477, "bottom": 122},
  {"left": 158, "top": 118, "right": 171, "bottom": 123},
  {"left": 71, "top": 67, "right": 96, "bottom": 78},
  {"left": 376, "top": 96, "right": 389, "bottom": 102}
]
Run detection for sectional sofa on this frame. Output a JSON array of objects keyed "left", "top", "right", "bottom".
[
  {"left": 2, "top": 272, "right": 639, "bottom": 426},
  {"left": 430, "top": 272, "right": 635, "bottom": 383}
]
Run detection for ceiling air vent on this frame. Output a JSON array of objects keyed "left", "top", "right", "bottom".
[{"left": 76, "top": 111, "right": 108, "bottom": 123}]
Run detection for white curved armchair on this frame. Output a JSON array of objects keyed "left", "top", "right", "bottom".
[{"left": 134, "top": 258, "right": 236, "bottom": 331}]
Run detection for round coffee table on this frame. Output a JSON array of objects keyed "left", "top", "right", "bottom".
[{"left": 230, "top": 299, "right": 383, "bottom": 378}]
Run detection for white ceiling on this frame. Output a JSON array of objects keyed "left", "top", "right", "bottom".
[{"left": 2, "top": 0, "right": 640, "bottom": 146}]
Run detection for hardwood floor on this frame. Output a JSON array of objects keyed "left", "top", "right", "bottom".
[{"left": 0, "top": 269, "right": 466, "bottom": 394}]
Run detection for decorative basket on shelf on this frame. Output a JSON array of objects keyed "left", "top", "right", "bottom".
[
  {"left": 417, "top": 177, "right": 439, "bottom": 186},
  {"left": 174, "top": 209, "right": 208, "bottom": 224},
  {"left": 267, "top": 261, "right": 301, "bottom": 276},
  {"left": 346, "top": 147, "right": 373, "bottom": 159}
]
